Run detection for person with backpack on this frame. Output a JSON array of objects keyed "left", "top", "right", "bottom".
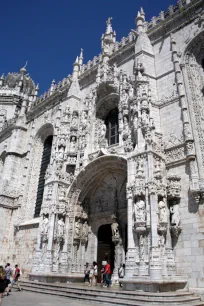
[{"left": 10, "top": 264, "right": 22, "bottom": 291}]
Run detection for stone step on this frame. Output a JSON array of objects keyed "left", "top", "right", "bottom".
[{"left": 17, "top": 280, "right": 204, "bottom": 306}]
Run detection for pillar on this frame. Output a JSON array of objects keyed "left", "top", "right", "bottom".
[
  {"left": 44, "top": 212, "right": 56, "bottom": 272},
  {"left": 60, "top": 215, "right": 69, "bottom": 273}
]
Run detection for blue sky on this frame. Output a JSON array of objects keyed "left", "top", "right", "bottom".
[{"left": 0, "top": 0, "right": 176, "bottom": 94}]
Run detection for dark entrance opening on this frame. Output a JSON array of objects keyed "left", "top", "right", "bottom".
[{"left": 97, "top": 224, "right": 115, "bottom": 282}]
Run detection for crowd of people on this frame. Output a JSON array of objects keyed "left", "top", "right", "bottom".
[
  {"left": 0, "top": 263, "right": 22, "bottom": 305},
  {"left": 84, "top": 259, "right": 125, "bottom": 288}
]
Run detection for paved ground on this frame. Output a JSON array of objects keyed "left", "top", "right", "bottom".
[{"left": 2, "top": 290, "right": 106, "bottom": 306}]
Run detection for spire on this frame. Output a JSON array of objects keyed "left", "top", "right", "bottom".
[
  {"left": 106, "top": 17, "right": 113, "bottom": 34},
  {"left": 135, "top": 8, "right": 145, "bottom": 33},
  {"left": 72, "top": 56, "right": 80, "bottom": 79},
  {"left": 79, "top": 48, "right": 84, "bottom": 66},
  {"left": 20, "top": 61, "right": 28, "bottom": 75},
  {"left": 140, "top": 7, "right": 145, "bottom": 20},
  {"left": 67, "top": 57, "right": 81, "bottom": 99},
  {"left": 50, "top": 79, "right": 56, "bottom": 95},
  {"left": 101, "top": 17, "right": 116, "bottom": 61}
]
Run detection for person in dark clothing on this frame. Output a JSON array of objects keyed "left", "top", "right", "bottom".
[
  {"left": 84, "top": 263, "right": 90, "bottom": 283},
  {"left": 0, "top": 266, "right": 6, "bottom": 305}
]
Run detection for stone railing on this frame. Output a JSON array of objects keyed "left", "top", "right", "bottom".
[
  {"left": 146, "top": 0, "right": 192, "bottom": 30},
  {"left": 32, "top": 76, "right": 71, "bottom": 108}
]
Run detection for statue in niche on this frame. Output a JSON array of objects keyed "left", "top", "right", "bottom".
[
  {"left": 71, "top": 112, "right": 78, "bottom": 128},
  {"left": 170, "top": 203, "right": 180, "bottom": 227},
  {"left": 121, "top": 89, "right": 128, "bottom": 106},
  {"left": 81, "top": 221, "right": 89, "bottom": 240},
  {"left": 141, "top": 110, "right": 149, "bottom": 126},
  {"left": 57, "top": 218, "right": 65, "bottom": 238},
  {"left": 58, "top": 146, "right": 64, "bottom": 160},
  {"left": 134, "top": 198, "right": 146, "bottom": 223},
  {"left": 111, "top": 216, "right": 119, "bottom": 238},
  {"left": 123, "top": 116, "right": 130, "bottom": 140},
  {"left": 158, "top": 200, "right": 168, "bottom": 223},
  {"left": 128, "top": 85, "right": 134, "bottom": 101},
  {"left": 81, "top": 111, "right": 87, "bottom": 127},
  {"left": 59, "top": 134, "right": 66, "bottom": 148},
  {"left": 99, "top": 122, "right": 106, "bottom": 140},
  {"left": 41, "top": 215, "right": 49, "bottom": 235},
  {"left": 70, "top": 136, "right": 76, "bottom": 152},
  {"left": 75, "top": 219, "right": 82, "bottom": 238}
]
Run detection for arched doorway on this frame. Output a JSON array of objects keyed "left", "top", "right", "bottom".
[{"left": 70, "top": 155, "right": 127, "bottom": 283}]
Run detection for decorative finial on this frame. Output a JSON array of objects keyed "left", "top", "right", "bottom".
[
  {"left": 106, "top": 17, "right": 113, "bottom": 34},
  {"left": 20, "top": 61, "right": 28, "bottom": 75}
]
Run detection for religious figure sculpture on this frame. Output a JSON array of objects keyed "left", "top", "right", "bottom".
[
  {"left": 71, "top": 112, "right": 78, "bottom": 129},
  {"left": 57, "top": 218, "right": 65, "bottom": 239},
  {"left": 111, "top": 220, "right": 119, "bottom": 238},
  {"left": 134, "top": 198, "right": 146, "bottom": 222},
  {"left": 158, "top": 200, "right": 168, "bottom": 223},
  {"left": 81, "top": 221, "right": 89, "bottom": 240},
  {"left": 123, "top": 116, "right": 130, "bottom": 140},
  {"left": 41, "top": 215, "right": 49, "bottom": 236},
  {"left": 170, "top": 204, "right": 180, "bottom": 227},
  {"left": 99, "top": 123, "right": 106, "bottom": 140},
  {"left": 70, "top": 136, "right": 76, "bottom": 152},
  {"left": 75, "top": 219, "right": 82, "bottom": 238}
]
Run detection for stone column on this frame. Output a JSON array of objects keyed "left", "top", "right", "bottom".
[
  {"left": 148, "top": 152, "right": 162, "bottom": 279},
  {"left": 81, "top": 239, "right": 86, "bottom": 273},
  {"left": 60, "top": 215, "right": 69, "bottom": 273},
  {"left": 44, "top": 212, "right": 56, "bottom": 272},
  {"left": 32, "top": 216, "right": 43, "bottom": 273},
  {"left": 125, "top": 186, "right": 135, "bottom": 277}
]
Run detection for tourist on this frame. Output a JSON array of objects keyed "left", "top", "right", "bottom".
[
  {"left": 4, "top": 263, "right": 12, "bottom": 295},
  {"left": 10, "top": 264, "right": 22, "bottom": 291},
  {"left": 0, "top": 266, "right": 6, "bottom": 305},
  {"left": 89, "top": 261, "right": 98, "bottom": 286},
  {"left": 84, "top": 262, "right": 90, "bottom": 284},
  {"left": 118, "top": 263, "right": 125, "bottom": 287},
  {"left": 103, "top": 260, "right": 111, "bottom": 288}
]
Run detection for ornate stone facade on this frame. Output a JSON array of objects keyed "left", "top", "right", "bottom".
[{"left": 0, "top": 0, "right": 204, "bottom": 291}]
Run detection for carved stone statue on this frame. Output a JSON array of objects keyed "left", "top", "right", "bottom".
[
  {"left": 75, "top": 219, "right": 82, "bottom": 238},
  {"left": 121, "top": 89, "right": 128, "bottom": 107},
  {"left": 134, "top": 198, "right": 146, "bottom": 222},
  {"left": 99, "top": 123, "right": 107, "bottom": 140},
  {"left": 70, "top": 136, "right": 76, "bottom": 152},
  {"left": 111, "top": 221, "right": 119, "bottom": 238},
  {"left": 170, "top": 204, "right": 180, "bottom": 227},
  {"left": 158, "top": 200, "right": 168, "bottom": 223},
  {"left": 81, "top": 221, "right": 89, "bottom": 240},
  {"left": 41, "top": 216, "right": 49, "bottom": 235},
  {"left": 123, "top": 116, "right": 130, "bottom": 140},
  {"left": 71, "top": 112, "right": 78, "bottom": 129},
  {"left": 57, "top": 218, "right": 65, "bottom": 238},
  {"left": 81, "top": 111, "right": 87, "bottom": 127}
]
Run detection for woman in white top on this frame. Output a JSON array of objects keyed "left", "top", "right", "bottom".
[{"left": 89, "top": 261, "right": 98, "bottom": 286}]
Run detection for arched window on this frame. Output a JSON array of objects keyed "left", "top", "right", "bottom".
[
  {"left": 105, "top": 108, "right": 119, "bottom": 146},
  {"left": 34, "top": 135, "right": 53, "bottom": 218}
]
